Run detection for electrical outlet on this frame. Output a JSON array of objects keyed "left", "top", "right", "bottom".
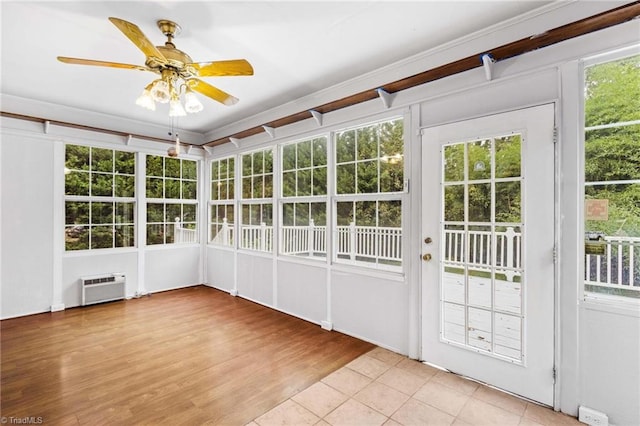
[{"left": 579, "top": 406, "right": 608, "bottom": 426}]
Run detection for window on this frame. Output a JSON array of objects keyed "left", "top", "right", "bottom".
[
  {"left": 210, "top": 157, "right": 235, "bottom": 246},
  {"left": 334, "top": 118, "right": 404, "bottom": 269},
  {"left": 281, "top": 137, "right": 328, "bottom": 258},
  {"left": 146, "top": 155, "right": 198, "bottom": 245},
  {"left": 583, "top": 52, "right": 640, "bottom": 299},
  {"left": 64, "top": 145, "right": 135, "bottom": 250},
  {"left": 240, "top": 148, "right": 273, "bottom": 252}
]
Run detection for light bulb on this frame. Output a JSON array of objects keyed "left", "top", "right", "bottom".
[
  {"left": 184, "top": 90, "right": 203, "bottom": 113},
  {"left": 150, "top": 80, "right": 171, "bottom": 103},
  {"left": 135, "top": 84, "right": 156, "bottom": 111},
  {"left": 169, "top": 97, "right": 186, "bottom": 117}
]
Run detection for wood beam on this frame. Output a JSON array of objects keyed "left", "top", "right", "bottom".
[
  {"left": 204, "top": 2, "right": 640, "bottom": 147},
  {"left": 0, "top": 111, "right": 179, "bottom": 145}
]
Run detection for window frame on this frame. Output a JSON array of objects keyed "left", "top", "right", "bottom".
[
  {"left": 581, "top": 46, "right": 640, "bottom": 304},
  {"left": 64, "top": 144, "right": 136, "bottom": 251},
  {"left": 279, "top": 135, "right": 329, "bottom": 260},
  {"left": 331, "top": 117, "right": 405, "bottom": 271},
  {"left": 239, "top": 147, "right": 274, "bottom": 253},
  {"left": 209, "top": 156, "right": 236, "bottom": 247},
  {"left": 145, "top": 154, "right": 199, "bottom": 246}
]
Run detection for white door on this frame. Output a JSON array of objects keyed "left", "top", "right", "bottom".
[{"left": 421, "top": 104, "right": 555, "bottom": 405}]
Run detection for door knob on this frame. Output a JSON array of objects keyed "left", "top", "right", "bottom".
[{"left": 422, "top": 253, "right": 432, "bottom": 261}]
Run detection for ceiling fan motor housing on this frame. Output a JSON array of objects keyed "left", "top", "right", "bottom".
[{"left": 144, "top": 20, "right": 196, "bottom": 78}]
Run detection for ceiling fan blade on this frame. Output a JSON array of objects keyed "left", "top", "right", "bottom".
[
  {"left": 187, "top": 79, "right": 239, "bottom": 106},
  {"left": 57, "top": 56, "right": 152, "bottom": 72},
  {"left": 190, "top": 59, "right": 254, "bottom": 77},
  {"left": 108, "top": 17, "right": 167, "bottom": 63}
]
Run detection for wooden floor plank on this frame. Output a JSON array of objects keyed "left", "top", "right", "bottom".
[{"left": 1, "top": 286, "right": 374, "bottom": 425}]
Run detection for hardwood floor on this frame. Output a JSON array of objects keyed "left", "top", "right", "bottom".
[{"left": 1, "top": 286, "right": 374, "bottom": 425}]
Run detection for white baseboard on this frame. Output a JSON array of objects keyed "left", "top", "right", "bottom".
[
  {"left": 50, "top": 303, "right": 65, "bottom": 312},
  {"left": 321, "top": 321, "right": 333, "bottom": 331}
]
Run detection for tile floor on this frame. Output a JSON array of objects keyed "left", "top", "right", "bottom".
[{"left": 248, "top": 347, "right": 581, "bottom": 426}]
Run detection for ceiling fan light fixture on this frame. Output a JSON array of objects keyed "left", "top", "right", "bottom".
[
  {"left": 169, "top": 96, "right": 187, "bottom": 117},
  {"left": 150, "top": 79, "right": 171, "bottom": 103},
  {"left": 184, "top": 88, "right": 204, "bottom": 114},
  {"left": 135, "top": 83, "right": 156, "bottom": 111}
]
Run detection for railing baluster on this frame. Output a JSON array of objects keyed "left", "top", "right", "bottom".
[
  {"left": 630, "top": 244, "right": 635, "bottom": 286},
  {"left": 617, "top": 241, "right": 623, "bottom": 285}
]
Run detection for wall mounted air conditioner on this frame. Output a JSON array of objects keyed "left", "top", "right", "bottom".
[{"left": 81, "top": 273, "right": 125, "bottom": 306}]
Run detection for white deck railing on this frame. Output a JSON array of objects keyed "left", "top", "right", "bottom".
[
  {"left": 443, "top": 227, "right": 639, "bottom": 291},
  {"left": 278, "top": 222, "right": 402, "bottom": 264},
  {"left": 211, "top": 218, "right": 234, "bottom": 246},
  {"left": 335, "top": 223, "right": 402, "bottom": 263},
  {"left": 444, "top": 227, "right": 521, "bottom": 281},
  {"left": 174, "top": 218, "right": 198, "bottom": 243},
  {"left": 585, "top": 236, "right": 640, "bottom": 293},
  {"left": 281, "top": 220, "right": 327, "bottom": 256},
  {"left": 240, "top": 223, "right": 273, "bottom": 252}
]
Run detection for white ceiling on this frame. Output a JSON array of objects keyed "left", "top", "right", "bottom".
[{"left": 1, "top": 1, "right": 553, "bottom": 143}]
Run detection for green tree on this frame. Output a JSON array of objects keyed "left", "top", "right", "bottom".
[{"left": 584, "top": 54, "right": 640, "bottom": 239}]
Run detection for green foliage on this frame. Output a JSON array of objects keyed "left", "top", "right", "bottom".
[
  {"left": 334, "top": 119, "right": 404, "bottom": 196},
  {"left": 241, "top": 149, "right": 273, "bottom": 199},
  {"left": 64, "top": 200, "right": 134, "bottom": 250},
  {"left": 585, "top": 126, "right": 640, "bottom": 182},
  {"left": 145, "top": 155, "right": 197, "bottom": 201},
  {"left": 115, "top": 151, "right": 135, "bottom": 174},
  {"left": 281, "top": 137, "right": 328, "bottom": 197},
  {"left": 65, "top": 144, "right": 135, "bottom": 198},
  {"left": 65, "top": 145, "right": 89, "bottom": 170},
  {"left": 65, "top": 171, "right": 89, "bottom": 196},
  {"left": 336, "top": 130, "right": 356, "bottom": 163},
  {"left": 336, "top": 200, "right": 401, "bottom": 228},
  {"left": 147, "top": 155, "right": 163, "bottom": 176},
  {"left": 115, "top": 175, "right": 135, "bottom": 198},
  {"left": 585, "top": 55, "right": 640, "bottom": 127},
  {"left": 584, "top": 55, "right": 640, "bottom": 239},
  {"left": 91, "top": 148, "right": 113, "bottom": 172},
  {"left": 443, "top": 136, "right": 522, "bottom": 225}
]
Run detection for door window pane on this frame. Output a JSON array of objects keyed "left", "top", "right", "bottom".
[{"left": 441, "top": 137, "right": 524, "bottom": 362}]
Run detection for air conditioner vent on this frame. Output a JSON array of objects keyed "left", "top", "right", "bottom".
[{"left": 80, "top": 273, "right": 125, "bottom": 305}]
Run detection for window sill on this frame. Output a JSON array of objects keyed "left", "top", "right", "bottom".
[
  {"left": 207, "top": 243, "right": 236, "bottom": 251},
  {"left": 582, "top": 293, "right": 640, "bottom": 318},
  {"left": 63, "top": 247, "right": 138, "bottom": 257},
  {"left": 331, "top": 262, "right": 405, "bottom": 282},
  {"left": 145, "top": 243, "right": 200, "bottom": 251}
]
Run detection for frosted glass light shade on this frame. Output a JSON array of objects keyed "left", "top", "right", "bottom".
[
  {"left": 150, "top": 80, "right": 171, "bottom": 103},
  {"left": 184, "top": 90, "right": 203, "bottom": 113},
  {"left": 169, "top": 98, "right": 187, "bottom": 117},
  {"left": 135, "top": 89, "right": 156, "bottom": 111}
]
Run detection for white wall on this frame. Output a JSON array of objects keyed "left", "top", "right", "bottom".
[
  {"left": 236, "top": 252, "right": 274, "bottom": 306},
  {"left": 1, "top": 130, "right": 54, "bottom": 318},
  {"left": 206, "top": 246, "right": 235, "bottom": 292},
  {"left": 0, "top": 120, "right": 206, "bottom": 318},
  {"left": 277, "top": 259, "right": 327, "bottom": 325},
  {"left": 145, "top": 246, "right": 201, "bottom": 293},
  {"left": 580, "top": 304, "right": 640, "bottom": 426},
  {"left": 331, "top": 270, "right": 408, "bottom": 352}
]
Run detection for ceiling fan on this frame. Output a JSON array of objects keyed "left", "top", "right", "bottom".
[{"left": 57, "top": 17, "right": 253, "bottom": 116}]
